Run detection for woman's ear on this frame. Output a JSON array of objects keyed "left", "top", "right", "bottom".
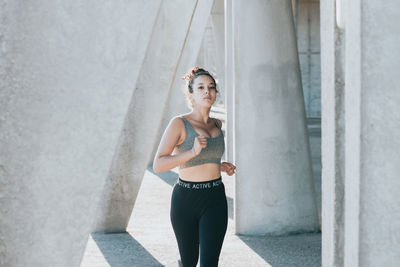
[{"left": 188, "top": 94, "right": 194, "bottom": 104}]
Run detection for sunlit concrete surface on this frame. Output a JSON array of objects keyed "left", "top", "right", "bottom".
[
  {"left": 92, "top": 0, "right": 200, "bottom": 233},
  {"left": 232, "top": 0, "right": 318, "bottom": 235},
  {"left": 81, "top": 166, "right": 321, "bottom": 266},
  {"left": 0, "top": 1, "right": 162, "bottom": 265}
]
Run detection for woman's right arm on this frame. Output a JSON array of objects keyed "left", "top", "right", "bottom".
[{"left": 152, "top": 117, "right": 195, "bottom": 173}]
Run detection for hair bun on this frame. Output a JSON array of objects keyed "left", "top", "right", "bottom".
[
  {"left": 182, "top": 66, "right": 210, "bottom": 81},
  {"left": 181, "top": 66, "right": 217, "bottom": 95}
]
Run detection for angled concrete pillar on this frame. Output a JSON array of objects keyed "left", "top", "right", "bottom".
[
  {"left": 150, "top": 0, "right": 215, "bottom": 161},
  {"left": 93, "top": 0, "right": 200, "bottom": 232},
  {"left": 321, "top": 0, "right": 345, "bottom": 266},
  {"left": 344, "top": 1, "right": 400, "bottom": 266},
  {"left": 232, "top": 0, "right": 319, "bottom": 235},
  {"left": 0, "top": 1, "right": 160, "bottom": 266}
]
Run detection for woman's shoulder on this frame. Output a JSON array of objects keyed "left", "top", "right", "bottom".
[
  {"left": 171, "top": 113, "right": 189, "bottom": 123},
  {"left": 169, "top": 114, "right": 190, "bottom": 134},
  {"left": 213, "top": 117, "right": 222, "bottom": 128},
  {"left": 175, "top": 112, "right": 191, "bottom": 119},
  {"left": 170, "top": 115, "right": 187, "bottom": 146},
  {"left": 171, "top": 113, "right": 221, "bottom": 128},
  {"left": 169, "top": 115, "right": 185, "bottom": 126}
]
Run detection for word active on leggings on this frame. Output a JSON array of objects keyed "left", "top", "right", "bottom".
[{"left": 176, "top": 179, "right": 223, "bottom": 189}]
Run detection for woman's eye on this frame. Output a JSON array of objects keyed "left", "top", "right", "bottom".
[
  {"left": 198, "top": 86, "right": 204, "bottom": 89},
  {"left": 210, "top": 87, "right": 216, "bottom": 90}
]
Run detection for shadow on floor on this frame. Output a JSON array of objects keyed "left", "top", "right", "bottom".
[
  {"left": 91, "top": 232, "right": 163, "bottom": 267},
  {"left": 147, "top": 164, "right": 234, "bottom": 219},
  {"left": 238, "top": 232, "right": 321, "bottom": 267}
]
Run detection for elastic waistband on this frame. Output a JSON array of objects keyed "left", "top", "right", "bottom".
[{"left": 176, "top": 177, "right": 223, "bottom": 190}]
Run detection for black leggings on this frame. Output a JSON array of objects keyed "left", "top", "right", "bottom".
[{"left": 170, "top": 177, "right": 228, "bottom": 267}]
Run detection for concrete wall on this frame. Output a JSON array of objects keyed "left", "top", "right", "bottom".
[{"left": 0, "top": 1, "right": 161, "bottom": 266}]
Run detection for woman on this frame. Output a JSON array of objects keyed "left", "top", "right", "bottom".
[{"left": 153, "top": 67, "right": 236, "bottom": 267}]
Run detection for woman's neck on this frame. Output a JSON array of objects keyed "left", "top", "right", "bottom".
[{"left": 190, "top": 107, "right": 211, "bottom": 124}]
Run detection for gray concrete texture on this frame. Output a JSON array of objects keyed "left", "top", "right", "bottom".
[
  {"left": 320, "top": 0, "right": 400, "bottom": 266},
  {"left": 81, "top": 166, "right": 321, "bottom": 267},
  {"left": 0, "top": 0, "right": 161, "bottom": 266},
  {"left": 296, "top": 0, "right": 321, "bottom": 118},
  {"left": 224, "top": 0, "right": 235, "bottom": 166},
  {"left": 320, "top": 0, "right": 345, "bottom": 266},
  {"left": 344, "top": 1, "right": 400, "bottom": 266},
  {"left": 149, "top": 0, "right": 215, "bottom": 162},
  {"left": 232, "top": 0, "right": 319, "bottom": 235},
  {"left": 92, "top": 0, "right": 200, "bottom": 233},
  {"left": 210, "top": 0, "right": 225, "bottom": 101}
]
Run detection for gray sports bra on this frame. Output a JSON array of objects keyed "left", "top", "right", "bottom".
[{"left": 176, "top": 116, "right": 225, "bottom": 169}]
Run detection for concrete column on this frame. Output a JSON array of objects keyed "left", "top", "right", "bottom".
[
  {"left": 195, "top": 22, "right": 215, "bottom": 70},
  {"left": 195, "top": 40, "right": 206, "bottom": 67},
  {"left": 297, "top": 1, "right": 321, "bottom": 118},
  {"left": 210, "top": 0, "right": 225, "bottom": 101},
  {"left": 92, "top": 0, "right": 199, "bottom": 232},
  {"left": 224, "top": 0, "right": 235, "bottom": 164},
  {"left": 0, "top": 1, "right": 161, "bottom": 266},
  {"left": 150, "top": 0, "right": 215, "bottom": 162},
  {"left": 320, "top": 0, "right": 345, "bottom": 266},
  {"left": 233, "top": 0, "right": 319, "bottom": 235},
  {"left": 344, "top": 1, "right": 400, "bottom": 266}
]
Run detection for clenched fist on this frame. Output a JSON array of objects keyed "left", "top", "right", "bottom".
[
  {"left": 192, "top": 135, "right": 208, "bottom": 156},
  {"left": 221, "top": 162, "right": 236, "bottom": 176}
]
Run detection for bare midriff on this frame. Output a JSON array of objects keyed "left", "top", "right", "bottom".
[{"left": 178, "top": 163, "right": 221, "bottom": 182}]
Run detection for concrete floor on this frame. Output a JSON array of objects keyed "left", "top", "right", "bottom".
[{"left": 81, "top": 118, "right": 322, "bottom": 267}]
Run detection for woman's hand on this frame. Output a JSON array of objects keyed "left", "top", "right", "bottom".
[
  {"left": 192, "top": 135, "right": 207, "bottom": 156},
  {"left": 221, "top": 162, "right": 236, "bottom": 176}
]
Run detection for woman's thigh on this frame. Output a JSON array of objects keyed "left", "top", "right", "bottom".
[
  {"left": 198, "top": 188, "right": 228, "bottom": 266},
  {"left": 170, "top": 185, "right": 200, "bottom": 266}
]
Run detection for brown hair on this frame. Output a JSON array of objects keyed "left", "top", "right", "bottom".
[{"left": 182, "top": 66, "right": 218, "bottom": 93}]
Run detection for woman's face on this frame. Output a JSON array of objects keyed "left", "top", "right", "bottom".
[{"left": 189, "top": 75, "right": 217, "bottom": 108}]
